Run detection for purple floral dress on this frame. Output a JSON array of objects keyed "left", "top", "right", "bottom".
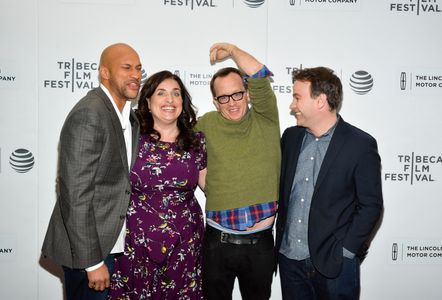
[{"left": 108, "top": 132, "right": 206, "bottom": 300}]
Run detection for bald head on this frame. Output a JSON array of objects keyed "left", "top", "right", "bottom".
[
  {"left": 100, "top": 43, "right": 135, "bottom": 69},
  {"left": 98, "top": 43, "right": 142, "bottom": 109}
]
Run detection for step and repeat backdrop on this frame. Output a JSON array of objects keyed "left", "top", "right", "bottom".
[{"left": 1, "top": 0, "right": 442, "bottom": 299}]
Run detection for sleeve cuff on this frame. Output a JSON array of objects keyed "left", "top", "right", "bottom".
[
  {"left": 85, "top": 261, "right": 104, "bottom": 272},
  {"left": 249, "top": 65, "right": 274, "bottom": 78}
]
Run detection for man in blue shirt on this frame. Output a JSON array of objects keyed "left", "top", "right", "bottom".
[{"left": 276, "top": 67, "right": 383, "bottom": 300}]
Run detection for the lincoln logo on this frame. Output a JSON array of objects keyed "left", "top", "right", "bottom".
[
  {"left": 400, "top": 72, "right": 407, "bottom": 90},
  {"left": 392, "top": 243, "right": 398, "bottom": 261}
]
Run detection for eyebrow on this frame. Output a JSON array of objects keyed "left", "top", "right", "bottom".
[
  {"left": 157, "top": 88, "right": 181, "bottom": 91},
  {"left": 121, "top": 63, "right": 142, "bottom": 67}
]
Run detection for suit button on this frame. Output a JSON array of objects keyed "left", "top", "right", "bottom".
[
  {"left": 125, "top": 190, "right": 131, "bottom": 195},
  {"left": 120, "top": 215, "right": 125, "bottom": 220}
]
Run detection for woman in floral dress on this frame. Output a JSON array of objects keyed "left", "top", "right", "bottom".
[{"left": 108, "top": 71, "right": 207, "bottom": 300}]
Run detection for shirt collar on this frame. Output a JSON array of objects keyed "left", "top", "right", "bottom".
[
  {"left": 100, "top": 84, "right": 132, "bottom": 129},
  {"left": 306, "top": 115, "right": 340, "bottom": 139}
]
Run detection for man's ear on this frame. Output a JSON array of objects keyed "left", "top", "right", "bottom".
[
  {"left": 100, "top": 67, "right": 110, "bottom": 80},
  {"left": 316, "top": 93, "right": 328, "bottom": 110},
  {"left": 213, "top": 99, "right": 220, "bottom": 111}
]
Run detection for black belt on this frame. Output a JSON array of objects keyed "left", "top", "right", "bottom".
[{"left": 206, "top": 225, "right": 272, "bottom": 245}]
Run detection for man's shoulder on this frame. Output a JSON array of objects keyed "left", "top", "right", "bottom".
[
  {"left": 67, "top": 88, "right": 110, "bottom": 117},
  {"left": 282, "top": 125, "right": 305, "bottom": 137},
  {"left": 63, "top": 88, "right": 110, "bottom": 125},
  {"left": 196, "top": 111, "right": 218, "bottom": 126},
  {"left": 75, "top": 88, "right": 106, "bottom": 107},
  {"left": 198, "top": 110, "right": 218, "bottom": 119},
  {"left": 280, "top": 126, "right": 304, "bottom": 149},
  {"left": 340, "top": 119, "right": 377, "bottom": 144}
]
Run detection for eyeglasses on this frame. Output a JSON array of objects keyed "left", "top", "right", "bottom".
[{"left": 214, "top": 91, "right": 246, "bottom": 104}]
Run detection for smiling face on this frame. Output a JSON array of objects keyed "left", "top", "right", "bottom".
[
  {"left": 212, "top": 72, "right": 249, "bottom": 122},
  {"left": 99, "top": 44, "right": 142, "bottom": 106},
  {"left": 290, "top": 80, "right": 318, "bottom": 128},
  {"left": 148, "top": 78, "right": 183, "bottom": 127}
]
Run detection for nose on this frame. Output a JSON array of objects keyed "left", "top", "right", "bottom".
[
  {"left": 289, "top": 98, "right": 297, "bottom": 110},
  {"left": 132, "top": 68, "right": 142, "bottom": 81},
  {"left": 165, "top": 92, "right": 174, "bottom": 103},
  {"left": 227, "top": 96, "right": 236, "bottom": 105}
]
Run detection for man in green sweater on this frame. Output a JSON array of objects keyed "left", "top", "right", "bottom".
[{"left": 196, "top": 42, "right": 281, "bottom": 300}]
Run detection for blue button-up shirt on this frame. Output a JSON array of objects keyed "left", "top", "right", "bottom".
[{"left": 279, "top": 120, "right": 338, "bottom": 260}]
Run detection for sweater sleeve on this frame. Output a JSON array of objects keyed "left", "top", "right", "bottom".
[{"left": 248, "top": 77, "right": 279, "bottom": 125}]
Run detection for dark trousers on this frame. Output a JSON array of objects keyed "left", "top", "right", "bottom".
[
  {"left": 63, "top": 254, "right": 115, "bottom": 300},
  {"left": 278, "top": 253, "right": 360, "bottom": 300},
  {"left": 202, "top": 226, "right": 275, "bottom": 300}
]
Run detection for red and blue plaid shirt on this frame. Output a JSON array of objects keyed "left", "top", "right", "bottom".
[{"left": 206, "top": 201, "right": 278, "bottom": 231}]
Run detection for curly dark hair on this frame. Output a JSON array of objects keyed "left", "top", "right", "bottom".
[
  {"left": 292, "top": 67, "right": 343, "bottom": 111},
  {"left": 136, "top": 70, "right": 199, "bottom": 153}
]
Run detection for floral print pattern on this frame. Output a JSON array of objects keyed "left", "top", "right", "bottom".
[{"left": 108, "top": 132, "right": 207, "bottom": 300}]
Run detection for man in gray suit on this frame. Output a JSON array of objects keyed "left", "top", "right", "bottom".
[{"left": 42, "top": 43, "right": 142, "bottom": 300}]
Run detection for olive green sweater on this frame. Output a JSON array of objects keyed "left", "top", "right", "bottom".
[{"left": 195, "top": 77, "right": 281, "bottom": 211}]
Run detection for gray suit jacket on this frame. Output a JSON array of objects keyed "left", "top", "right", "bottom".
[{"left": 42, "top": 87, "right": 140, "bottom": 269}]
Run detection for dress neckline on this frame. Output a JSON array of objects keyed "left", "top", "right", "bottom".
[{"left": 144, "top": 134, "right": 177, "bottom": 146}]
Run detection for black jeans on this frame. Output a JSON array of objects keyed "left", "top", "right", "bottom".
[{"left": 202, "top": 226, "right": 275, "bottom": 300}]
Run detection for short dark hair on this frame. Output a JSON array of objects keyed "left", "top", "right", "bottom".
[
  {"left": 136, "top": 70, "right": 199, "bottom": 153},
  {"left": 292, "top": 67, "right": 343, "bottom": 111},
  {"left": 210, "top": 67, "right": 247, "bottom": 98}
]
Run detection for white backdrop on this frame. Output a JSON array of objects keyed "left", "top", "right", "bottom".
[{"left": 1, "top": 0, "right": 442, "bottom": 299}]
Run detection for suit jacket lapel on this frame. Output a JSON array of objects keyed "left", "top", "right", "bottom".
[
  {"left": 284, "top": 128, "right": 305, "bottom": 205},
  {"left": 97, "top": 87, "right": 130, "bottom": 174},
  {"left": 313, "top": 118, "right": 348, "bottom": 197}
]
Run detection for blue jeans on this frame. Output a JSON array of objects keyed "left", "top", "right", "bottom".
[
  {"left": 63, "top": 254, "right": 116, "bottom": 300},
  {"left": 278, "top": 253, "right": 360, "bottom": 300}
]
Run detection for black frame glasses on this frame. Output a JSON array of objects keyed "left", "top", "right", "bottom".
[{"left": 214, "top": 91, "right": 246, "bottom": 104}]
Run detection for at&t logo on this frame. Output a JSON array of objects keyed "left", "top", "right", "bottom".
[
  {"left": 349, "top": 70, "right": 374, "bottom": 95},
  {"left": 141, "top": 69, "right": 148, "bottom": 85},
  {"left": 9, "top": 149, "right": 35, "bottom": 173},
  {"left": 243, "top": 0, "right": 265, "bottom": 8}
]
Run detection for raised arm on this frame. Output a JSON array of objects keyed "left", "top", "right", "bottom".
[{"left": 209, "top": 42, "right": 264, "bottom": 76}]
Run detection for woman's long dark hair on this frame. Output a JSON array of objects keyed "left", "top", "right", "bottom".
[{"left": 136, "top": 70, "right": 199, "bottom": 153}]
